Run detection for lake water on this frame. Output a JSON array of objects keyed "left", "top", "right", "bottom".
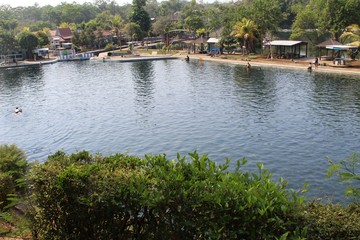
[{"left": 1, "top": 59, "right": 360, "bottom": 202}]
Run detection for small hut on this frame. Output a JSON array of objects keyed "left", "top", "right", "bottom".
[
  {"left": 207, "top": 38, "right": 220, "bottom": 54},
  {"left": 265, "top": 40, "right": 308, "bottom": 59},
  {"left": 316, "top": 39, "right": 343, "bottom": 60},
  {"left": 192, "top": 36, "right": 209, "bottom": 53}
]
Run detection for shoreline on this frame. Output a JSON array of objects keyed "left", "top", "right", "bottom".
[
  {"left": 0, "top": 58, "right": 58, "bottom": 69},
  {"left": 1, "top": 53, "right": 359, "bottom": 77},
  {"left": 183, "top": 53, "right": 360, "bottom": 77}
]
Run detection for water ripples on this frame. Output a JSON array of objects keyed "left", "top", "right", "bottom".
[{"left": 1, "top": 60, "right": 360, "bottom": 202}]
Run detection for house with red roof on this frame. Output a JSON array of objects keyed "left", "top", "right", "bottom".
[{"left": 50, "top": 28, "right": 73, "bottom": 50}]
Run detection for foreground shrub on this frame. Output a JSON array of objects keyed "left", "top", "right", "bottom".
[
  {"left": 302, "top": 201, "right": 360, "bottom": 239},
  {"left": 0, "top": 144, "right": 28, "bottom": 209},
  {"left": 327, "top": 153, "right": 360, "bottom": 200},
  {"left": 26, "top": 150, "right": 304, "bottom": 239}
]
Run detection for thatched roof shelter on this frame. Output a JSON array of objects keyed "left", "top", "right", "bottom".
[
  {"left": 192, "top": 36, "right": 209, "bottom": 44},
  {"left": 191, "top": 36, "right": 209, "bottom": 53},
  {"left": 316, "top": 39, "right": 342, "bottom": 47}
]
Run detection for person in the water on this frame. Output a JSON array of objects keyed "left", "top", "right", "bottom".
[
  {"left": 15, "top": 107, "right": 22, "bottom": 114},
  {"left": 247, "top": 62, "right": 251, "bottom": 69}
]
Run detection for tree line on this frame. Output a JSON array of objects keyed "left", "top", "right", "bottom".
[{"left": 0, "top": 0, "right": 359, "bottom": 57}]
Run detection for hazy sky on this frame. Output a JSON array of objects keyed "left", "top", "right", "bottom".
[{"left": 0, "top": 0, "right": 132, "bottom": 8}]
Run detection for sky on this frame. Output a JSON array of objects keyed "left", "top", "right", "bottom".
[{"left": 0, "top": 0, "right": 133, "bottom": 8}]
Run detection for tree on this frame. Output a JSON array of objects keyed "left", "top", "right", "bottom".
[
  {"left": 291, "top": 0, "right": 360, "bottom": 41},
  {"left": 36, "top": 30, "right": 50, "bottom": 47},
  {"left": 125, "top": 22, "right": 142, "bottom": 41},
  {"left": 0, "top": 28, "right": 17, "bottom": 57},
  {"left": 247, "top": 0, "right": 286, "bottom": 35},
  {"left": 290, "top": 3, "right": 319, "bottom": 43},
  {"left": 29, "top": 20, "right": 54, "bottom": 32},
  {"left": 340, "top": 24, "right": 360, "bottom": 44},
  {"left": 112, "top": 15, "right": 124, "bottom": 46},
  {"left": 184, "top": 14, "right": 204, "bottom": 32},
  {"left": 17, "top": 31, "right": 39, "bottom": 59},
  {"left": 151, "top": 15, "right": 176, "bottom": 37},
  {"left": 231, "top": 18, "right": 258, "bottom": 53},
  {"left": 183, "top": 0, "right": 204, "bottom": 33},
  {"left": 129, "top": 0, "right": 151, "bottom": 39}
]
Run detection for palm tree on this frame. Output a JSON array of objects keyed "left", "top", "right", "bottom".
[
  {"left": 340, "top": 24, "right": 360, "bottom": 46},
  {"left": 231, "top": 18, "right": 258, "bottom": 54}
]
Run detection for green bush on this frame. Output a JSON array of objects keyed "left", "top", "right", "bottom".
[
  {"left": 27, "top": 150, "right": 304, "bottom": 240},
  {"left": 327, "top": 153, "right": 360, "bottom": 200},
  {"left": 302, "top": 201, "right": 360, "bottom": 239},
  {"left": 0, "top": 144, "right": 28, "bottom": 209},
  {"left": 104, "top": 43, "right": 115, "bottom": 51},
  {"left": 0, "top": 172, "right": 15, "bottom": 209}
]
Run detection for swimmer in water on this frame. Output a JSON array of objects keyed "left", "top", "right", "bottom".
[
  {"left": 247, "top": 62, "right": 251, "bottom": 69},
  {"left": 15, "top": 107, "right": 22, "bottom": 114}
]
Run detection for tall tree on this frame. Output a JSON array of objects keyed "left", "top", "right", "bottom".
[
  {"left": 231, "top": 18, "right": 258, "bottom": 53},
  {"left": 247, "top": 0, "right": 286, "bottom": 35},
  {"left": 291, "top": 0, "right": 360, "bottom": 41},
  {"left": 129, "top": 0, "right": 151, "bottom": 39},
  {"left": 183, "top": 0, "right": 204, "bottom": 32},
  {"left": 290, "top": 3, "right": 319, "bottom": 43},
  {"left": 17, "top": 31, "right": 39, "bottom": 59},
  {"left": 0, "top": 29, "right": 17, "bottom": 57}
]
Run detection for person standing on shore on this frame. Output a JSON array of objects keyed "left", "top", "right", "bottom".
[{"left": 314, "top": 57, "right": 319, "bottom": 68}]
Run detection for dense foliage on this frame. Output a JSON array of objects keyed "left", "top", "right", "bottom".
[
  {"left": 1, "top": 145, "right": 360, "bottom": 239},
  {"left": 0, "top": 0, "right": 359, "bottom": 55},
  {"left": 0, "top": 144, "right": 28, "bottom": 210},
  {"left": 327, "top": 153, "right": 360, "bottom": 200},
  {"left": 27, "top": 150, "right": 304, "bottom": 239}
]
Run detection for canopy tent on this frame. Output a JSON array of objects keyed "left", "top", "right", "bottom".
[
  {"left": 264, "top": 40, "right": 308, "bottom": 58},
  {"left": 325, "top": 45, "right": 358, "bottom": 50},
  {"left": 207, "top": 38, "right": 221, "bottom": 53},
  {"left": 207, "top": 38, "right": 220, "bottom": 44}
]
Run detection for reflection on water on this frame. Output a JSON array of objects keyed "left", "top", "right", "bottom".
[
  {"left": 0, "top": 66, "right": 44, "bottom": 90},
  {"left": 131, "top": 61, "right": 155, "bottom": 112},
  {"left": 1, "top": 60, "right": 360, "bottom": 203}
]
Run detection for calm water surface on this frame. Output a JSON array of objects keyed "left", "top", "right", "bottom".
[{"left": 1, "top": 60, "right": 360, "bottom": 202}]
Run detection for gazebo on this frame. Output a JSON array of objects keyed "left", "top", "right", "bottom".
[
  {"left": 265, "top": 40, "right": 308, "bottom": 59},
  {"left": 316, "top": 39, "right": 343, "bottom": 60},
  {"left": 192, "top": 36, "right": 209, "bottom": 53}
]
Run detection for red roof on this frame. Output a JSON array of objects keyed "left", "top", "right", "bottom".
[{"left": 56, "top": 28, "right": 73, "bottom": 38}]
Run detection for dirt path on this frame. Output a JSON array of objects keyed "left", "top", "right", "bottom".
[{"left": 183, "top": 53, "right": 360, "bottom": 76}]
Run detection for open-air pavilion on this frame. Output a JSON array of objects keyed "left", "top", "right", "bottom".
[
  {"left": 191, "top": 36, "right": 209, "bottom": 53},
  {"left": 325, "top": 45, "right": 358, "bottom": 65},
  {"left": 265, "top": 40, "right": 308, "bottom": 59},
  {"left": 316, "top": 39, "right": 343, "bottom": 60}
]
